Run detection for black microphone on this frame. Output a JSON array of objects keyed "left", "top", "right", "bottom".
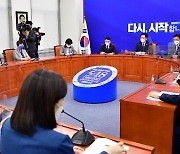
[
  {"left": 62, "top": 110, "right": 95, "bottom": 146},
  {"left": 105, "top": 52, "right": 107, "bottom": 58},
  {"left": 155, "top": 72, "right": 170, "bottom": 84}
]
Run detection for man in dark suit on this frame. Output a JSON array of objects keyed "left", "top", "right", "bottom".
[
  {"left": 169, "top": 34, "right": 180, "bottom": 58},
  {"left": 16, "top": 15, "right": 26, "bottom": 39},
  {"left": 135, "top": 33, "right": 152, "bottom": 54},
  {"left": 99, "top": 37, "right": 117, "bottom": 54},
  {"left": 149, "top": 91, "right": 180, "bottom": 154},
  {"left": 22, "top": 21, "right": 37, "bottom": 59}
]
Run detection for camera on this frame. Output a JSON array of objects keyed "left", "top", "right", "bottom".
[{"left": 32, "top": 27, "right": 45, "bottom": 45}]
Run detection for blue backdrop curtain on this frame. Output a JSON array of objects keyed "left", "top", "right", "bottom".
[{"left": 85, "top": 0, "right": 180, "bottom": 54}]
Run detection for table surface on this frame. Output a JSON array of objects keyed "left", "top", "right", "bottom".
[{"left": 120, "top": 72, "right": 180, "bottom": 154}]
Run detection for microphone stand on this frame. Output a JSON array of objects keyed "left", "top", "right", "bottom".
[
  {"left": 155, "top": 72, "right": 170, "bottom": 84},
  {"left": 62, "top": 110, "right": 95, "bottom": 146}
]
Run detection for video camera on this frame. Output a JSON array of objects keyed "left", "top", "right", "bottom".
[
  {"left": 32, "top": 27, "right": 45, "bottom": 45},
  {"left": 32, "top": 27, "right": 45, "bottom": 36}
]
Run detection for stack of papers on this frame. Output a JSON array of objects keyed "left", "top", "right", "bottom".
[{"left": 83, "top": 138, "right": 129, "bottom": 154}]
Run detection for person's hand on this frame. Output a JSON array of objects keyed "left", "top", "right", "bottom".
[
  {"left": 108, "top": 52, "right": 114, "bottom": 55},
  {"left": 105, "top": 142, "right": 127, "bottom": 154},
  {"left": 149, "top": 91, "right": 160, "bottom": 99},
  {"left": 100, "top": 52, "right": 105, "bottom": 55},
  {"left": 73, "top": 146, "right": 84, "bottom": 154}
]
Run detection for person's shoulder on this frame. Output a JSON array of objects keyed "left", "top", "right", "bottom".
[
  {"left": 2, "top": 117, "right": 11, "bottom": 130},
  {"left": 13, "top": 49, "right": 18, "bottom": 53}
]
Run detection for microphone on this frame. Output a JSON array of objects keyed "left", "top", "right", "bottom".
[
  {"left": 155, "top": 72, "right": 170, "bottom": 84},
  {"left": 62, "top": 110, "right": 95, "bottom": 146}
]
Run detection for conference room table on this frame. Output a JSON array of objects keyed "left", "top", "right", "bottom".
[
  {"left": 0, "top": 54, "right": 179, "bottom": 98},
  {"left": 0, "top": 105, "right": 154, "bottom": 154},
  {"left": 0, "top": 54, "right": 180, "bottom": 154},
  {"left": 120, "top": 72, "right": 180, "bottom": 154}
]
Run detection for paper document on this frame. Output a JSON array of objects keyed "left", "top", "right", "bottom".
[{"left": 83, "top": 138, "right": 129, "bottom": 154}]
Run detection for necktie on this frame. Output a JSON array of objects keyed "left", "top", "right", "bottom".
[
  {"left": 106, "top": 46, "right": 109, "bottom": 52},
  {"left": 142, "top": 43, "right": 145, "bottom": 51}
]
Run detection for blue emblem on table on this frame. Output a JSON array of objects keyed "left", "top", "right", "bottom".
[{"left": 73, "top": 66, "right": 118, "bottom": 103}]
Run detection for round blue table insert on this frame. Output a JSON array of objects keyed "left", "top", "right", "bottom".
[{"left": 73, "top": 65, "right": 118, "bottom": 103}]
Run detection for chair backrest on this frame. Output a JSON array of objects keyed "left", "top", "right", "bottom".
[
  {"left": 3, "top": 49, "right": 15, "bottom": 62},
  {"left": 54, "top": 45, "right": 61, "bottom": 56},
  {"left": 151, "top": 43, "right": 157, "bottom": 54}
]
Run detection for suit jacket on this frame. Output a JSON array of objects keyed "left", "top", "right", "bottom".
[
  {"left": 13, "top": 49, "right": 30, "bottom": 61},
  {"left": 1, "top": 118, "right": 74, "bottom": 154},
  {"left": 160, "top": 94, "right": 180, "bottom": 105},
  {"left": 60, "top": 45, "right": 77, "bottom": 56},
  {"left": 26, "top": 30, "right": 37, "bottom": 52},
  {"left": 168, "top": 43, "right": 180, "bottom": 58},
  {"left": 1, "top": 118, "right": 108, "bottom": 154},
  {"left": 135, "top": 41, "right": 151, "bottom": 53},
  {"left": 99, "top": 44, "right": 117, "bottom": 54}
]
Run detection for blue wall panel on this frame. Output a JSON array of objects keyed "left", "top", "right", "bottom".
[{"left": 85, "top": 0, "right": 180, "bottom": 53}]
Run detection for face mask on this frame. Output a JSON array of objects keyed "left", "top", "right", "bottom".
[
  {"left": 174, "top": 41, "right": 179, "bottom": 45},
  {"left": 55, "top": 104, "right": 64, "bottom": 120},
  {"left": 140, "top": 38, "right": 145, "bottom": 43},
  {"left": 66, "top": 44, "right": 71, "bottom": 48},
  {"left": 19, "top": 45, "right": 24, "bottom": 50},
  {"left": 105, "top": 42, "right": 110, "bottom": 46}
]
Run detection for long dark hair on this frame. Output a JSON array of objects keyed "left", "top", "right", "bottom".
[{"left": 10, "top": 69, "right": 67, "bottom": 136}]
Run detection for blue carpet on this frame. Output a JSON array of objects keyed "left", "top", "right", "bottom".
[{"left": 1, "top": 81, "right": 145, "bottom": 138}]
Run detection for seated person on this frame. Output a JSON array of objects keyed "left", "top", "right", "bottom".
[
  {"left": 13, "top": 40, "right": 30, "bottom": 61},
  {"left": 60, "top": 38, "right": 77, "bottom": 56},
  {"left": 148, "top": 91, "right": 180, "bottom": 154},
  {"left": 135, "top": 33, "right": 152, "bottom": 54},
  {"left": 1, "top": 69, "right": 126, "bottom": 154},
  {"left": 99, "top": 37, "right": 117, "bottom": 54},
  {"left": 168, "top": 34, "right": 180, "bottom": 58}
]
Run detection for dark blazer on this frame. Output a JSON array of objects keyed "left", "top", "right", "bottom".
[
  {"left": 160, "top": 94, "right": 180, "bottom": 105},
  {"left": 1, "top": 118, "right": 108, "bottom": 154},
  {"left": 2, "top": 118, "right": 74, "bottom": 154},
  {"left": 99, "top": 44, "right": 117, "bottom": 54},
  {"left": 135, "top": 41, "right": 150, "bottom": 53},
  {"left": 168, "top": 43, "right": 180, "bottom": 58},
  {"left": 26, "top": 30, "right": 37, "bottom": 52}
]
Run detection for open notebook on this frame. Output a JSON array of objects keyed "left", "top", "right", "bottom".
[{"left": 83, "top": 138, "right": 129, "bottom": 154}]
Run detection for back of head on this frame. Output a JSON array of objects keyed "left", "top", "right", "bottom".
[{"left": 11, "top": 69, "right": 67, "bottom": 136}]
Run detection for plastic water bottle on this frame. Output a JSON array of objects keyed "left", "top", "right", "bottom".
[
  {"left": 151, "top": 74, "right": 154, "bottom": 82},
  {"left": 150, "top": 75, "right": 154, "bottom": 90}
]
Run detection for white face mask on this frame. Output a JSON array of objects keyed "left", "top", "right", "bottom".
[
  {"left": 140, "top": 38, "right": 146, "bottom": 43},
  {"left": 105, "top": 42, "right": 110, "bottom": 46},
  {"left": 66, "top": 44, "right": 71, "bottom": 48},
  {"left": 174, "top": 41, "right": 180, "bottom": 45},
  {"left": 55, "top": 104, "right": 64, "bottom": 120}
]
